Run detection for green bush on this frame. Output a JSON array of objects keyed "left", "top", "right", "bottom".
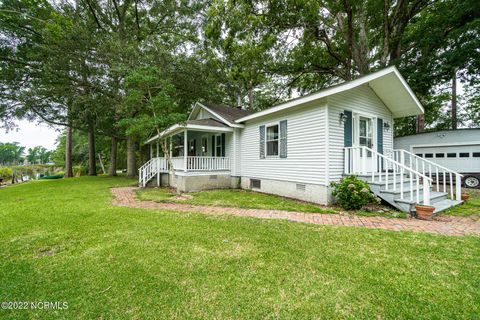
[
  {"left": 330, "top": 175, "right": 380, "bottom": 210},
  {"left": 0, "top": 166, "right": 13, "bottom": 179},
  {"left": 73, "top": 165, "right": 86, "bottom": 177}
]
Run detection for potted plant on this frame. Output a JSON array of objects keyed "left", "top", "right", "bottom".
[
  {"left": 461, "top": 192, "right": 470, "bottom": 201},
  {"left": 415, "top": 204, "right": 435, "bottom": 220}
]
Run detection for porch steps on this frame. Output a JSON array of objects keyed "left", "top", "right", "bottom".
[{"left": 353, "top": 174, "right": 462, "bottom": 215}]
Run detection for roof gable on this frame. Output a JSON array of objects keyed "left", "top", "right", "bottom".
[
  {"left": 189, "top": 102, "right": 254, "bottom": 127},
  {"left": 235, "top": 66, "right": 424, "bottom": 122}
]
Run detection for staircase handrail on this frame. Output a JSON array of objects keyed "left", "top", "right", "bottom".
[
  {"left": 393, "top": 149, "right": 463, "bottom": 177},
  {"left": 345, "top": 146, "right": 432, "bottom": 205},
  {"left": 345, "top": 146, "right": 432, "bottom": 182},
  {"left": 393, "top": 148, "right": 462, "bottom": 201}
]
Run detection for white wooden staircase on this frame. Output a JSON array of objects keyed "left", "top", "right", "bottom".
[{"left": 344, "top": 147, "right": 463, "bottom": 215}]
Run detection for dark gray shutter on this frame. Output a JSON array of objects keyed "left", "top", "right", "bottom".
[
  {"left": 221, "top": 133, "right": 226, "bottom": 157},
  {"left": 279, "top": 120, "right": 287, "bottom": 158},
  {"left": 377, "top": 118, "right": 384, "bottom": 154},
  {"left": 211, "top": 136, "right": 215, "bottom": 156},
  {"left": 259, "top": 125, "right": 265, "bottom": 159},
  {"left": 344, "top": 110, "right": 353, "bottom": 147}
]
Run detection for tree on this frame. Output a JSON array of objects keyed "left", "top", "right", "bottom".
[
  {"left": 0, "top": 142, "right": 25, "bottom": 165},
  {"left": 26, "top": 146, "right": 51, "bottom": 164},
  {"left": 119, "top": 66, "right": 186, "bottom": 177}
]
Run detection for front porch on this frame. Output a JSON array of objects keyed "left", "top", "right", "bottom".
[{"left": 140, "top": 120, "right": 235, "bottom": 187}]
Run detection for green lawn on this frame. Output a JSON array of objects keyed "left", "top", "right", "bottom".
[
  {"left": 0, "top": 177, "right": 479, "bottom": 319},
  {"left": 444, "top": 188, "right": 480, "bottom": 217},
  {"left": 136, "top": 187, "right": 407, "bottom": 218}
]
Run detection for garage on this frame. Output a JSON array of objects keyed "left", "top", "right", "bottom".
[{"left": 394, "top": 129, "right": 480, "bottom": 188}]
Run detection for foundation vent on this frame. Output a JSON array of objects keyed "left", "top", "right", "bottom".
[
  {"left": 296, "top": 184, "right": 306, "bottom": 191},
  {"left": 250, "top": 179, "right": 261, "bottom": 189},
  {"left": 209, "top": 175, "right": 218, "bottom": 180}
]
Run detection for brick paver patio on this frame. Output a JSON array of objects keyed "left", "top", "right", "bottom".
[{"left": 111, "top": 187, "right": 480, "bottom": 236}]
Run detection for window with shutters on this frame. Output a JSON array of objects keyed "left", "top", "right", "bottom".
[{"left": 266, "top": 124, "right": 279, "bottom": 156}]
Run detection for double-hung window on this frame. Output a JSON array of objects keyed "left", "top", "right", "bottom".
[{"left": 266, "top": 124, "right": 279, "bottom": 156}]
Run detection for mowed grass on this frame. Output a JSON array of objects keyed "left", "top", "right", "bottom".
[
  {"left": 444, "top": 188, "right": 480, "bottom": 217},
  {"left": 0, "top": 177, "right": 478, "bottom": 319},
  {"left": 137, "top": 187, "right": 339, "bottom": 213},
  {"left": 136, "top": 187, "right": 406, "bottom": 218}
]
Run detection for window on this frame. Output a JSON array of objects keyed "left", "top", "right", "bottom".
[
  {"left": 425, "top": 153, "right": 433, "bottom": 158},
  {"left": 250, "top": 179, "right": 261, "bottom": 189},
  {"left": 435, "top": 153, "right": 444, "bottom": 158},
  {"left": 201, "top": 137, "right": 208, "bottom": 154},
  {"left": 473, "top": 152, "right": 480, "bottom": 158},
  {"left": 447, "top": 153, "right": 456, "bottom": 158},
  {"left": 459, "top": 152, "right": 470, "bottom": 158},
  {"left": 266, "top": 124, "right": 279, "bottom": 156},
  {"left": 415, "top": 154, "right": 423, "bottom": 158},
  {"left": 215, "top": 135, "right": 222, "bottom": 157}
]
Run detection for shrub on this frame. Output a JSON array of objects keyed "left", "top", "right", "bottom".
[
  {"left": 330, "top": 175, "right": 380, "bottom": 210},
  {"left": 0, "top": 167, "right": 13, "bottom": 179}
]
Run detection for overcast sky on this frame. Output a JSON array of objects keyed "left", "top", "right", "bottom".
[{"left": 0, "top": 120, "right": 60, "bottom": 150}]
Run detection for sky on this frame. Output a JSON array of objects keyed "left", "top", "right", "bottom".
[{"left": 0, "top": 120, "right": 60, "bottom": 150}]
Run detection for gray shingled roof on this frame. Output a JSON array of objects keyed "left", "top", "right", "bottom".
[
  {"left": 186, "top": 118, "right": 229, "bottom": 128},
  {"left": 202, "top": 103, "right": 255, "bottom": 123}
]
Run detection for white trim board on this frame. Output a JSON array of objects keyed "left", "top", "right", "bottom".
[{"left": 235, "top": 66, "right": 423, "bottom": 123}]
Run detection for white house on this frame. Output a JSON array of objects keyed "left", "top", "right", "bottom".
[{"left": 140, "top": 66, "right": 464, "bottom": 213}]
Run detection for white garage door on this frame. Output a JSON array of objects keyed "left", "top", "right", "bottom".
[{"left": 412, "top": 145, "right": 480, "bottom": 173}]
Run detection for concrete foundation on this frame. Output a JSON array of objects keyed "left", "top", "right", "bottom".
[
  {"left": 240, "top": 177, "right": 331, "bottom": 205},
  {"left": 167, "top": 173, "right": 233, "bottom": 192},
  {"left": 145, "top": 172, "right": 331, "bottom": 205}
]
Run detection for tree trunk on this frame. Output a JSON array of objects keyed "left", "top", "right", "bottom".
[
  {"left": 452, "top": 69, "right": 457, "bottom": 130},
  {"left": 126, "top": 136, "right": 137, "bottom": 177},
  {"left": 416, "top": 114, "right": 425, "bottom": 133},
  {"left": 88, "top": 126, "right": 97, "bottom": 176},
  {"left": 108, "top": 136, "right": 118, "bottom": 176},
  {"left": 65, "top": 126, "right": 74, "bottom": 178}
]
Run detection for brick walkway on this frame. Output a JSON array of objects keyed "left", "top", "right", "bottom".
[{"left": 111, "top": 187, "right": 480, "bottom": 237}]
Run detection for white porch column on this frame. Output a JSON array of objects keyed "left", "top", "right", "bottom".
[
  {"left": 150, "top": 144, "right": 153, "bottom": 159},
  {"left": 156, "top": 142, "right": 159, "bottom": 157},
  {"left": 183, "top": 130, "right": 188, "bottom": 172}
]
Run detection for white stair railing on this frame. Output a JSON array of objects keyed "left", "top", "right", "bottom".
[
  {"left": 393, "top": 149, "right": 463, "bottom": 201},
  {"left": 138, "top": 157, "right": 168, "bottom": 187},
  {"left": 345, "top": 146, "right": 433, "bottom": 205}
]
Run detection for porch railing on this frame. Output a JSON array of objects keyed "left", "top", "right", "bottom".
[
  {"left": 393, "top": 149, "right": 462, "bottom": 201},
  {"left": 139, "top": 156, "right": 231, "bottom": 186},
  {"left": 345, "top": 146, "right": 433, "bottom": 205},
  {"left": 187, "top": 156, "right": 230, "bottom": 171}
]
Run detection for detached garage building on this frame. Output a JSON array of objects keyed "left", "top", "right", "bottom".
[{"left": 394, "top": 129, "right": 480, "bottom": 188}]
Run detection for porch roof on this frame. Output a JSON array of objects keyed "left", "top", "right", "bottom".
[{"left": 144, "top": 119, "right": 232, "bottom": 144}]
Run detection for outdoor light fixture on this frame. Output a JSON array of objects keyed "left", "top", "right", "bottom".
[
  {"left": 339, "top": 112, "right": 348, "bottom": 123},
  {"left": 383, "top": 121, "right": 391, "bottom": 131}
]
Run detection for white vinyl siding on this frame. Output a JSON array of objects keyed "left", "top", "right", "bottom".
[
  {"left": 328, "top": 84, "right": 394, "bottom": 181},
  {"left": 240, "top": 101, "right": 327, "bottom": 185}
]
